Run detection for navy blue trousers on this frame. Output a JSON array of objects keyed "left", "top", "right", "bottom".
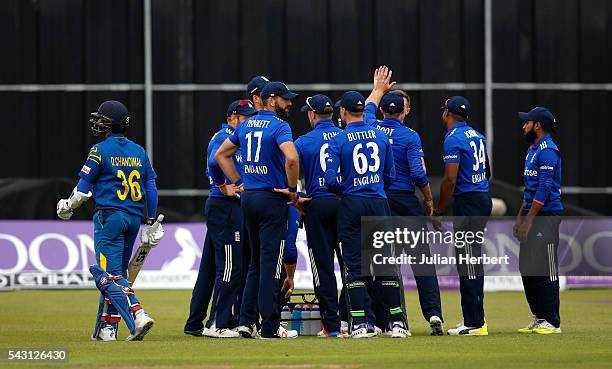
[
  {"left": 304, "top": 196, "right": 341, "bottom": 333},
  {"left": 520, "top": 211, "right": 563, "bottom": 328},
  {"left": 185, "top": 196, "right": 243, "bottom": 331},
  {"left": 184, "top": 224, "right": 215, "bottom": 332},
  {"left": 387, "top": 191, "right": 443, "bottom": 322},
  {"left": 338, "top": 196, "right": 403, "bottom": 326},
  {"left": 452, "top": 191, "right": 492, "bottom": 328},
  {"left": 239, "top": 190, "right": 288, "bottom": 337}
]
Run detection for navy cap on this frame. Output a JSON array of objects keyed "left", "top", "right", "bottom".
[
  {"left": 93, "top": 100, "right": 129, "bottom": 124},
  {"left": 441, "top": 96, "right": 470, "bottom": 118},
  {"left": 300, "top": 94, "right": 334, "bottom": 114},
  {"left": 227, "top": 99, "right": 257, "bottom": 117},
  {"left": 334, "top": 91, "right": 366, "bottom": 113},
  {"left": 519, "top": 107, "right": 556, "bottom": 132},
  {"left": 246, "top": 75, "right": 270, "bottom": 97},
  {"left": 380, "top": 92, "right": 404, "bottom": 114},
  {"left": 261, "top": 81, "right": 299, "bottom": 100}
]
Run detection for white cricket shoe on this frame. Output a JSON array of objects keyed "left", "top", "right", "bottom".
[
  {"left": 216, "top": 328, "right": 240, "bottom": 338},
  {"left": 277, "top": 326, "right": 298, "bottom": 338},
  {"left": 238, "top": 323, "right": 258, "bottom": 338},
  {"left": 351, "top": 324, "right": 370, "bottom": 339},
  {"left": 203, "top": 323, "right": 218, "bottom": 338},
  {"left": 517, "top": 316, "right": 539, "bottom": 334},
  {"left": 258, "top": 326, "right": 298, "bottom": 339},
  {"left": 532, "top": 320, "right": 561, "bottom": 335},
  {"left": 340, "top": 321, "right": 349, "bottom": 337},
  {"left": 126, "top": 310, "right": 155, "bottom": 341},
  {"left": 428, "top": 315, "right": 444, "bottom": 336},
  {"left": 97, "top": 325, "right": 117, "bottom": 341},
  {"left": 391, "top": 322, "right": 411, "bottom": 338},
  {"left": 447, "top": 321, "right": 488, "bottom": 336}
]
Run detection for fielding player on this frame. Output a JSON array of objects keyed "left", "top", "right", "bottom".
[
  {"left": 433, "top": 96, "right": 492, "bottom": 336},
  {"left": 514, "top": 107, "right": 563, "bottom": 334},
  {"left": 364, "top": 67, "right": 444, "bottom": 335},
  {"left": 294, "top": 94, "right": 343, "bottom": 337},
  {"left": 247, "top": 75, "right": 271, "bottom": 110},
  {"left": 184, "top": 99, "right": 257, "bottom": 338},
  {"left": 325, "top": 91, "right": 409, "bottom": 339},
  {"left": 56, "top": 100, "right": 163, "bottom": 341},
  {"left": 215, "top": 81, "right": 300, "bottom": 339}
]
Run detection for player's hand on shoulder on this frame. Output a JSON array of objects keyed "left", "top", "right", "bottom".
[
  {"left": 56, "top": 199, "right": 73, "bottom": 220},
  {"left": 141, "top": 221, "right": 164, "bottom": 247}
]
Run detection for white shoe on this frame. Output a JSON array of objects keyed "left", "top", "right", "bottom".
[
  {"left": 428, "top": 316, "right": 444, "bottom": 336},
  {"left": 447, "top": 321, "right": 488, "bottom": 336},
  {"left": 518, "top": 316, "right": 539, "bottom": 333},
  {"left": 391, "top": 322, "right": 411, "bottom": 338},
  {"left": 126, "top": 311, "right": 155, "bottom": 341},
  {"left": 340, "top": 321, "right": 349, "bottom": 335},
  {"left": 215, "top": 328, "right": 240, "bottom": 338},
  {"left": 351, "top": 324, "right": 370, "bottom": 339},
  {"left": 373, "top": 325, "right": 383, "bottom": 337},
  {"left": 277, "top": 326, "right": 298, "bottom": 339},
  {"left": 532, "top": 320, "right": 561, "bottom": 334},
  {"left": 97, "top": 325, "right": 116, "bottom": 341},
  {"left": 238, "top": 324, "right": 258, "bottom": 338}
]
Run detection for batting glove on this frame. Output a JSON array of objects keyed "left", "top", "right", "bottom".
[
  {"left": 140, "top": 223, "right": 165, "bottom": 247},
  {"left": 56, "top": 199, "right": 73, "bottom": 220}
]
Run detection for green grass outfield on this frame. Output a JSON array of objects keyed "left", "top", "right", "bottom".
[{"left": 1, "top": 289, "right": 611, "bottom": 369}]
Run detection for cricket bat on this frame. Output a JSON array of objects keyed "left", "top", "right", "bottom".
[{"left": 127, "top": 214, "right": 164, "bottom": 286}]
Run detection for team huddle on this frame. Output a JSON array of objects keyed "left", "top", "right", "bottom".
[{"left": 56, "top": 65, "right": 564, "bottom": 341}]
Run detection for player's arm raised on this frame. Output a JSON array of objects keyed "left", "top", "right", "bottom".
[{"left": 365, "top": 66, "right": 396, "bottom": 107}]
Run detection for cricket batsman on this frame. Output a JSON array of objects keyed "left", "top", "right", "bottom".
[
  {"left": 56, "top": 100, "right": 164, "bottom": 341},
  {"left": 514, "top": 107, "right": 563, "bottom": 334}
]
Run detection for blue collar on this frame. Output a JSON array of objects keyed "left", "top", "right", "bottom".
[
  {"left": 445, "top": 121, "right": 468, "bottom": 137},
  {"left": 258, "top": 110, "right": 278, "bottom": 117},
  {"left": 108, "top": 133, "right": 126, "bottom": 139},
  {"left": 531, "top": 134, "right": 551, "bottom": 150},
  {"left": 314, "top": 119, "right": 334, "bottom": 130},
  {"left": 346, "top": 121, "right": 368, "bottom": 129},
  {"left": 222, "top": 123, "right": 235, "bottom": 132},
  {"left": 380, "top": 117, "right": 403, "bottom": 126}
]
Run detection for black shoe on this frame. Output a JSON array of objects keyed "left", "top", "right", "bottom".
[{"left": 184, "top": 328, "right": 203, "bottom": 337}]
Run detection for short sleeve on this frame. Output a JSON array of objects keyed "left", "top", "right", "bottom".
[
  {"left": 78, "top": 145, "right": 103, "bottom": 182},
  {"left": 275, "top": 122, "right": 293, "bottom": 146},
  {"left": 442, "top": 137, "right": 461, "bottom": 164},
  {"left": 228, "top": 125, "right": 241, "bottom": 146},
  {"left": 294, "top": 137, "right": 303, "bottom": 160}
]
